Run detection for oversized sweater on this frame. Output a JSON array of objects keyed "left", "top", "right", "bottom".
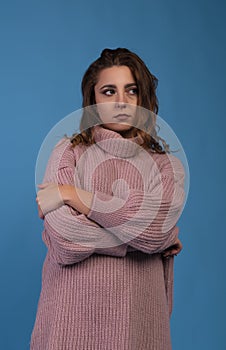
[{"left": 30, "top": 124, "right": 185, "bottom": 350}]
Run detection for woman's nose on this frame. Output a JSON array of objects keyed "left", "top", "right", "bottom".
[{"left": 115, "top": 91, "right": 127, "bottom": 105}]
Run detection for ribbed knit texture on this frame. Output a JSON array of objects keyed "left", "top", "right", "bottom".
[{"left": 31, "top": 125, "right": 185, "bottom": 350}]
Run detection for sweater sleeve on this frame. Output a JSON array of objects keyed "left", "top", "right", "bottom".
[
  {"left": 42, "top": 139, "right": 128, "bottom": 266},
  {"left": 87, "top": 153, "right": 185, "bottom": 254}
]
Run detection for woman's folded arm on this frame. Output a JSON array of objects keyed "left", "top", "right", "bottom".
[
  {"left": 41, "top": 139, "right": 128, "bottom": 266},
  {"left": 87, "top": 154, "right": 185, "bottom": 254}
]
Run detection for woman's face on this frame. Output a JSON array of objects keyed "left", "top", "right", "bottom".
[{"left": 94, "top": 65, "right": 138, "bottom": 133}]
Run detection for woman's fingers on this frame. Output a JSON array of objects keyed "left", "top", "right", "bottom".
[
  {"left": 36, "top": 183, "right": 64, "bottom": 216},
  {"left": 162, "top": 238, "right": 183, "bottom": 257},
  {"left": 163, "top": 248, "right": 178, "bottom": 258},
  {"left": 37, "top": 202, "right": 44, "bottom": 219},
  {"left": 37, "top": 183, "right": 52, "bottom": 189}
]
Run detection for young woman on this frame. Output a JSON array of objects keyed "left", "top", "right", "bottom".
[{"left": 31, "top": 48, "right": 185, "bottom": 350}]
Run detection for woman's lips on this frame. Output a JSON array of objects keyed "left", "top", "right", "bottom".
[{"left": 113, "top": 114, "right": 131, "bottom": 121}]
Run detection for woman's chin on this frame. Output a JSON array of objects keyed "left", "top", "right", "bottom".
[{"left": 102, "top": 122, "right": 133, "bottom": 132}]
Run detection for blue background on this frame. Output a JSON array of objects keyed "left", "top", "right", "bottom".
[{"left": 0, "top": 0, "right": 225, "bottom": 349}]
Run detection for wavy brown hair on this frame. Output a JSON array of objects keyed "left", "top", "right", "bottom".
[{"left": 70, "top": 48, "right": 169, "bottom": 153}]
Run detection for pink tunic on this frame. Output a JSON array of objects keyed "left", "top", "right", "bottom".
[{"left": 31, "top": 125, "right": 185, "bottom": 350}]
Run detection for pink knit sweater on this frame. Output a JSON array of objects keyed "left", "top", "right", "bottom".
[{"left": 31, "top": 125, "right": 185, "bottom": 350}]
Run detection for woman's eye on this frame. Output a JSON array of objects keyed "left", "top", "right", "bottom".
[
  {"left": 102, "top": 89, "right": 115, "bottom": 96},
  {"left": 128, "top": 88, "right": 138, "bottom": 95}
]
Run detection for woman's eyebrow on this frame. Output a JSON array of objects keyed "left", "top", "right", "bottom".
[
  {"left": 99, "top": 83, "right": 137, "bottom": 90},
  {"left": 125, "top": 83, "right": 137, "bottom": 88},
  {"left": 99, "top": 84, "right": 116, "bottom": 90}
]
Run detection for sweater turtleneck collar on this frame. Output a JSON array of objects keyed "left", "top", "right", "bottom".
[{"left": 92, "top": 124, "right": 144, "bottom": 158}]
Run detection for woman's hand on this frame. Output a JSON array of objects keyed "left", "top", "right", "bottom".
[
  {"left": 36, "top": 199, "right": 44, "bottom": 219},
  {"left": 162, "top": 237, "right": 183, "bottom": 258},
  {"left": 36, "top": 183, "right": 93, "bottom": 218},
  {"left": 36, "top": 183, "right": 65, "bottom": 217}
]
